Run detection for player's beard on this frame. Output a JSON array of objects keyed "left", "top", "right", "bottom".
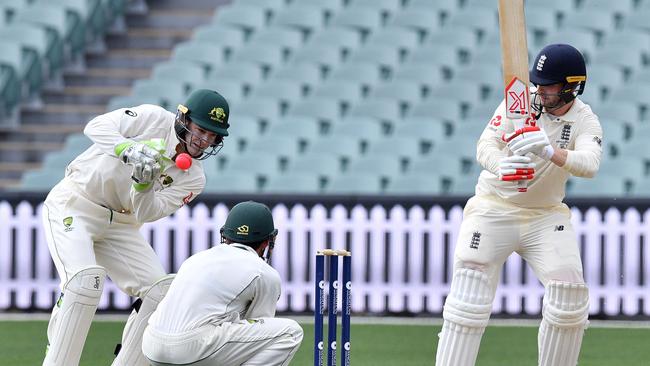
[{"left": 532, "top": 91, "right": 568, "bottom": 115}]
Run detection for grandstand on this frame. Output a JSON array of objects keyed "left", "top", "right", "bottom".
[{"left": 1, "top": 0, "right": 649, "bottom": 196}]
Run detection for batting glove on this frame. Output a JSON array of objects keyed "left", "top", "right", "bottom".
[
  {"left": 507, "top": 128, "right": 555, "bottom": 160},
  {"left": 498, "top": 155, "right": 535, "bottom": 182}
]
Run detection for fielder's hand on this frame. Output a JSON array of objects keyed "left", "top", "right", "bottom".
[
  {"left": 498, "top": 155, "right": 535, "bottom": 182},
  {"left": 507, "top": 128, "right": 555, "bottom": 160}
]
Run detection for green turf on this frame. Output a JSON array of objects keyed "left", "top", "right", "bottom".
[{"left": 0, "top": 320, "right": 648, "bottom": 365}]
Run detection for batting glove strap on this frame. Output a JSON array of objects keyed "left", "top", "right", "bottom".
[{"left": 507, "top": 128, "right": 553, "bottom": 159}]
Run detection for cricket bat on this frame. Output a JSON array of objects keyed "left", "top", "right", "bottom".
[{"left": 498, "top": 0, "right": 532, "bottom": 192}]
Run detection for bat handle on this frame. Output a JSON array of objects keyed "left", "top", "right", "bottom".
[{"left": 512, "top": 119, "right": 528, "bottom": 193}]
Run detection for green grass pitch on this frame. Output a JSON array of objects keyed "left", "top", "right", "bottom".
[{"left": 0, "top": 320, "right": 648, "bottom": 365}]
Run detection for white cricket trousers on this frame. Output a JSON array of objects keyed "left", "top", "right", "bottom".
[
  {"left": 454, "top": 194, "right": 585, "bottom": 293},
  {"left": 42, "top": 178, "right": 167, "bottom": 299},
  {"left": 142, "top": 317, "right": 304, "bottom": 366}
]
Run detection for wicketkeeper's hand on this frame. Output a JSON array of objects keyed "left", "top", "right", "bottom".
[
  {"left": 498, "top": 155, "right": 535, "bottom": 182},
  {"left": 506, "top": 128, "right": 555, "bottom": 160},
  {"left": 115, "top": 140, "right": 166, "bottom": 189}
]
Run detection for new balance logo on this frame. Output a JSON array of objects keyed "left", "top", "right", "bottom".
[
  {"left": 470, "top": 232, "right": 481, "bottom": 249},
  {"left": 554, "top": 225, "right": 564, "bottom": 232}
]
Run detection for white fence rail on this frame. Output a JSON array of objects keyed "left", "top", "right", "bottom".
[{"left": 0, "top": 200, "right": 648, "bottom": 316}]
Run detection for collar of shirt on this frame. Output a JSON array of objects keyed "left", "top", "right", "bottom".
[
  {"left": 543, "top": 98, "right": 584, "bottom": 124},
  {"left": 230, "top": 243, "right": 261, "bottom": 256}
]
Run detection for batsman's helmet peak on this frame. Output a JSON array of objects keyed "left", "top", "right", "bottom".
[
  {"left": 529, "top": 44, "right": 586, "bottom": 89},
  {"left": 177, "top": 89, "right": 230, "bottom": 136},
  {"left": 220, "top": 201, "right": 278, "bottom": 244}
]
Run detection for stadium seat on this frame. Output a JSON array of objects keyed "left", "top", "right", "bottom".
[
  {"left": 264, "top": 116, "right": 321, "bottom": 144},
  {"left": 131, "top": 79, "right": 187, "bottom": 111},
  {"left": 0, "top": 23, "right": 64, "bottom": 88},
  {"left": 384, "top": 171, "right": 444, "bottom": 195},
  {"left": 221, "top": 152, "right": 284, "bottom": 182},
  {"left": 307, "top": 26, "right": 363, "bottom": 54},
  {"left": 272, "top": 4, "right": 326, "bottom": 36},
  {"left": 593, "top": 45, "right": 644, "bottom": 76},
  {"left": 568, "top": 8, "right": 617, "bottom": 40},
  {"left": 209, "top": 61, "right": 265, "bottom": 89},
  {"left": 409, "top": 97, "right": 463, "bottom": 124},
  {"left": 325, "top": 172, "right": 383, "bottom": 194},
  {"left": 203, "top": 170, "right": 260, "bottom": 193},
  {"left": 304, "top": 136, "right": 363, "bottom": 163},
  {"left": 608, "top": 83, "right": 650, "bottom": 112},
  {"left": 191, "top": 24, "right": 246, "bottom": 57},
  {"left": 242, "top": 135, "right": 301, "bottom": 162},
  {"left": 231, "top": 42, "right": 285, "bottom": 74},
  {"left": 523, "top": 5, "right": 559, "bottom": 46},
  {"left": 370, "top": 80, "right": 422, "bottom": 108},
  {"left": 264, "top": 171, "right": 323, "bottom": 194},
  {"left": 347, "top": 97, "right": 401, "bottom": 125},
  {"left": 292, "top": 0, "right": 342, "bottom": 18},
  {"left": 106, "top": 95, "right": 160, "bottom": 112},
  {"left": 365, "top": 26, "right": 419, "bottom": 55},
  {"left": 347, "top": 45, "right": 401, "bottom": 75},
  {"left": 330, "top": 5, "right": 383, "bottom": 37},
  {"left": 19, "top": 167, "right": 64, "bottom": 191},
  {"left": 196, "top": 79, "right": 247, "bottom": 104},
  {"left": 230, "top": 97, "right": 282, "bottom": 124},
  {"left": 448, "top": 173, "right": 479, "bottom": 196},
  {"left": 392, "top": 63, "right": 444, "bottom": 90},
  {"left": 312, "top": 79, "right": 365, "bottom": 108},
  {"left": 405, "top": 46, "right": 459, "bottom": 80},
  {"left": 328, "top": 117, "right": 385, "bottom": 146},
  {"left": 388, "top": 7, "right": 440, "bottom": 38},
  {"left": 407, "top": 0, "right": 457, "bottom": 17},
  {"left": 290, "top": 44, "right": 344, "bottom": 74},
  {"left": 286, "top": 153, "right": 342, "bottom": 180},
  {"left": 287, "top": 97, "right": 342, "bottom": 125},
  {"left": 236, "top": 0, "right": 286, "bottom": 21},
  {"left": 366, "top": 136, "right": 422, "bottom": 161},
  {"left": 526, "top": 0, "right": 575, "bottom": 15},
  {"left": 624, "top": 7, "right": 650, "bottom": 32},
  {"left": 348, "top": 0, "right": 402, "bottom": 16},
  {"left": 347, "top": 154, "right": 402, "bottom": 180},
  {"left": 567, "top": 176, "right": 627, "bottom": 197},
  {"left": 392, "top": 117, "right": 447, "bottom": 151},
  {"left": 447, "top": 6, "right": 498, "bottom": 36},
  {"left": 0, "top": 40, "right": 43, "bottom": 104},
  {"left": 151, "top": 61, "right": 205, "bottom": 93},
  {"left": 425, "top": 26, "right": 477, "bottom": 63},
  {"left": 596, "top": 101, "right": 639, "bottom": 124},
  {"left": 328, "top": 61, "right": 383, "bottom": 87},
  {"left": 172, "top": 41, "right": 225, "bottom": 74},
  {"left": 251, "top": 79, "right": 305, "bottom": 111},
  {"left": 270, "top": 62, "right": 322, "bottom": 89},
  {"left": 249, "top": 26, "right": 303, "bottom": 55},
  {"left": 212, "top": 4, "right": 266, "bottom": 36},
  {"left": 225, "top": 115, "right": 263, "bottom": 150}
]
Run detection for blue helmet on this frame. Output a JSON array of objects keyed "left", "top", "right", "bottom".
[{"left": 530, "top": 44, "right": 586, "bottom": 96}]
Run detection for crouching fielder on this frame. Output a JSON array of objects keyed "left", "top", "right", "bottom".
[
  {"left": 435, "top": 44, "right": 602, "bottom": 366},
  {"left": 142, "top": 201, "right": 304, "bottom": 366}
]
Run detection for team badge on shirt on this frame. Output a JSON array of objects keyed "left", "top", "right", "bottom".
[{"left": 63, "top": 216, "right": 74, "bottom": 232}]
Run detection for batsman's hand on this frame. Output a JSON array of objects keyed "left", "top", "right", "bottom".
[
  {"left": 507, "top": 128, "right": 555, "bottom": 160},
  {"left": 498, "top": 155, "right": 535, "bottom": 182}
]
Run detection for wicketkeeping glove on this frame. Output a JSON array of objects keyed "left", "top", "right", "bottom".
[
  {"left": 115, "top": 139, "right": 167, "bottom": 190},
  {"left": 507, "top": 128, "right": 555, "bottom": 160},
  {"left": 498, "top": 155, "right": 535, "bottom": 182}
]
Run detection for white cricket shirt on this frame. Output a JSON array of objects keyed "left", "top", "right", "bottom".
[
  {"left": 475, "top": 97, "right": 603, "bottom": 208},
  {"left": 148, "top": 243, "right": 282, "bottom": 333},
  {"left": 65, "top": 104, "right": 205, "bottom": 223}
]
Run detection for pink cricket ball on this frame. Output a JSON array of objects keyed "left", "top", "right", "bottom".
[{"left": 175, "top": 153, "right": 192, "bottom": 170}]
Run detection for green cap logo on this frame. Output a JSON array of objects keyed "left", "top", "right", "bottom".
[
  {"left": 209, "top": 107, "right": 227, "bottom": 123},
  {"left": 236, "top": 225, "right": 249, "bottom": 236},
  {"left": 63, "top": 217, "right": 73, "bottom": 228}
]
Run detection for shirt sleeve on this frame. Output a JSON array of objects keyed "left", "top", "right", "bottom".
[
  {"left": 562, "top": 115, "right": 603, "bottom": 178},
  {"left": 130, "top": 173, "right": 205, "bottom": 223},
  {"left": 244, "top": 268, "right": 282, "bottom": 319},
  {"left": 83, "top": 105, "right": 168, "bottom": 156},
  {"left": 476, "top": 102, "right": 511, "bottom": 175}
]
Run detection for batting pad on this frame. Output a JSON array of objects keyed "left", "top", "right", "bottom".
[
  {"left": 436, "top": 268, "right": 493, "bottom": 366},
  {"left": 112, "top": 274, "right": 174, "bottom": 366},
  {"left": 43, "top": 266, "right": 106, "bottom": 366},
  {"left": 538, "top": 281, "right": 589, "bottom": 366}
]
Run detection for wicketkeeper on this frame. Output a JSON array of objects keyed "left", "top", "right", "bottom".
[
  {"left": 142, "top": 201, "right": 304, "bottom": 366},
  {"left": 435, "top": 44, "right": 603, "bottom": 366},
  {"left": 41, "top": 89, "right": 231, "bottom": 366}
]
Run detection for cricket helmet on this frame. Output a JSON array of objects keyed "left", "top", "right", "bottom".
[
  {"left": 529, "top": 44, "right": 587, "bottom": 102},
  {"left": 175, "top": 89, "right": 230, "bottom": 159},
  {"left": 220, "top": 201, "right": 278, "bottom": 245}
]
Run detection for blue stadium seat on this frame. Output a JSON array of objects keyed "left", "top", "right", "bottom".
[
  {"left": 366, "top": 26, "right": 419, "bottom": 55},
  {"left": 272, "top": 4, "right": 326, "bottom": 36},
  {"left": 392, "top": 63, "right": 444, "bottom": 89},
  {"left": 249, "top": 26, "right": 303, "bottom": 55},
  {"left": 203, "top": 170, "right": 260, "bottom": 193},
  {"left": 230, "top": 97, "right": 282, "bottom": 124},
  {"left": 312, "top": 79, "right": 365, "bottom": 107},
  {"left": 325, "top": 172, "right": 383, "bottom": 194},
  {"left": 212, "top": 4, "right": 266, "bottom": 35},
  {"left": 286, "top": 153, "right": 342, "bottom": 179},
  {"left": 209, "top": 61, "right": 265, "bottom": 89},
  {"left": 389, "top": 7, "right": 440, "bottom": 37},
  {"left": 251, "top": 79, "right": 305, "bottom": 109},
  {"left": 370, "top": 79, "right": 422, "bottom": 108},
  {"left": 270, "top": 62, "right": 322, "bottom": 89},
  {"left": 329, "top": 61, "right": 383, "bottom": 87},
  {"left": 347, "top": 97, "right": 401, "bottom": 125},
  {"left": 328, "top": 117, "right": 385, "bottom": 145},
  {"left": 287, "top": 97, "right": 342, "bottom": 125},
  {"left": 172, "top": 41, "right": 225, "bottom": 73},
  {"left": 196, "top": 79, "right": 247, "bottom": 104},
  {"left": 131, "top": 79, "right": 187, "bottom": 111},
  {"left": 151, "top": 61, "right": 205, "bottom": 92},
  {"left": 384, "top": 172, "right": 444, "bottom": 195},
  {"left": 191, "top": 23, "right": 246, "bottom": 56},
  {"left": 264, "top": 171, "right": 322, "bottom": 194},
  {"left": 347, "top": 44, "right": 401, "bottom": 75},
  {"left": 290, "top": 44, "right": 344, "bottom": 73},
  {"left": 307, "top": 26, "right": 362, "bottom": 53},
  {"left": 330, "top": 5, "right": 383, "bottom": 37},
  {"left": 231, "top": 42, "right": 285, "bottom": 73}
]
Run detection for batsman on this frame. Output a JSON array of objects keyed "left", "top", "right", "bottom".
[
  {"left": 435, "top": 44, "right": 602, "bottom": 366},
  {"left": 40, "top": 89, "right": 231, "bottom": 366}
]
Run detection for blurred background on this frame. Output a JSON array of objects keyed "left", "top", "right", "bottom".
[{"left": 0, "top": 0, "right": 649, "bottom": 364}]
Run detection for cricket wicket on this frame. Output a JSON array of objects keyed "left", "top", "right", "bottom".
[{"left": 314, "top": 249, "right": 351, "bottom": 366}]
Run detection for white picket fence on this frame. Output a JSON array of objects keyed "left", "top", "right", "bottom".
[{"left": 0, "top": 200, "right": 648, "bottom": 316}]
